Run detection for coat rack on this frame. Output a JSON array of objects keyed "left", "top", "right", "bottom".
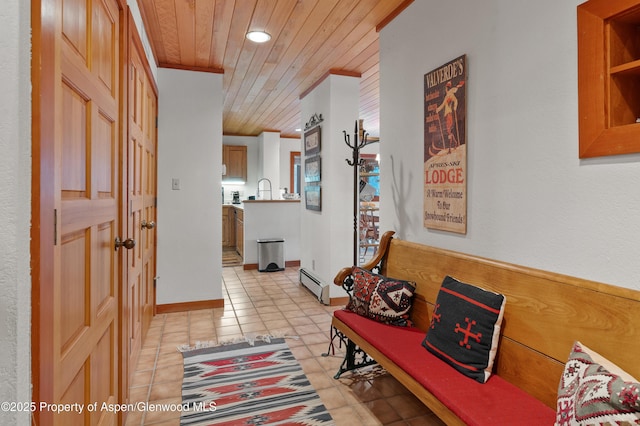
[{"left": 344, "top": 119, "right": 379, "bottom": 266}]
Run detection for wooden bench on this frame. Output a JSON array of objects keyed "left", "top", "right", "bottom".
[{"left": 326, "top": 231, "right": 640, "bottom": 425}]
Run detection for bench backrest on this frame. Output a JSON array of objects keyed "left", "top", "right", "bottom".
[{"left": 374, "top": 232, "right": 640, "bottom": 408}]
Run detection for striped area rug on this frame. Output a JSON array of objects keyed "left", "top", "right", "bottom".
[{"left": 180, "top": 338, "right": 334, "bottom": 425}]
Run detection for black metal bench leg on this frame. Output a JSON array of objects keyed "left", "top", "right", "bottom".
[
  {"left": 322, "top": 325, "right": 346, "bottom": 357},
  {"left": 322, "top": 324, "right": 377, "bottom": 378},
  {"left": 332, "top": 335, "right": 377, "bottom": 379}
]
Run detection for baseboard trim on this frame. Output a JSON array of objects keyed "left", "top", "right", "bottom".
[
  {"left": 243, "top": 260, "right": 300, "bottom": 271},
  {"left": 156, "top": 298, "right": 224, "bottom": 314},
  {"left": 329, "top": 296, "right": 349, "bottom": 307}
]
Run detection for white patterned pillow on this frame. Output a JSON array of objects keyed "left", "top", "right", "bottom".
[{"left": 556, "top": 341, "right": 640, "bottom": 425}]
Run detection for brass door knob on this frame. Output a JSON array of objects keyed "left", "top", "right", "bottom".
[
  {"left": 141, "top": 220, "right": 156, "bottom": 229},
  {"left": 114, "top": 237, "right": 136, "bottom": 251}
]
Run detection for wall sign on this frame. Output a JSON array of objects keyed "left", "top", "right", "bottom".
[{"left": 423, "top": 54, "right": 467, "bottom": 234}]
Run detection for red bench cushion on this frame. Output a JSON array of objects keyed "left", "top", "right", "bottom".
[{"left": 334, "top": 309, "right": 555, "bottom": 426}]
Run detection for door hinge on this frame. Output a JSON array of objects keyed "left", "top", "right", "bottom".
[
  {"left": 155, "top": 116, "right": 158, "bottom": 128},
  {"left": 53, "top": 209, "right": 57, "bottom": 245},
  {"left": 154, "top": 197, "right": 158, "bottom": 207}
]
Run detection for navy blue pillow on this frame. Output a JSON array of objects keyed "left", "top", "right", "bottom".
[{"left": 422, "top": 276, "right": 506, "bottom": 383}]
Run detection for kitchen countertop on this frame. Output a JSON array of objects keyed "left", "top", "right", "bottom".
[
  {"left": 242, "top": 199, "right": 300, "bottom": 204},
  {"left": 223, "top": 203, "right": 244, "bottom": 209},
  {"left": 223, "top": 199, "right": 300, "bottom": 210}
]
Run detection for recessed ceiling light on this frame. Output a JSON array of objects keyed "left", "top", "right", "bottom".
[{"left": 246, "top": 31, "right": 271, "bottom": 43}]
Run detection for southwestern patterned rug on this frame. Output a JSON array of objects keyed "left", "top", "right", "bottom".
[{"left": 180, "top": 337, "right": 334, "bottom": 425}]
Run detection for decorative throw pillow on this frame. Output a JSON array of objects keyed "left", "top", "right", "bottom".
[
  {"left": 422, "top": 276, "right": 506, "bottom": 383},
  {"left": 556, "top": 341, "right": 640, "bottom": 425},
  {"left": 345, "top": 266, "right": 416, "bottom": 327}
]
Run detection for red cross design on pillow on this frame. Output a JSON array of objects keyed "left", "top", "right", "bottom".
[
  {"left": 455, "top": 317, "right": 482, "bottom": 349},
  {"left": 430, "top": 304, "right": 441, "bottom": 329}
]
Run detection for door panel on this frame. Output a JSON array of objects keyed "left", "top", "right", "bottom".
[
  {"left": 142, "top": 77, "right": 157, "bottom": 329},
  {"left": 123, "top": 19, "right": 157, "bottom": 397},
  {"left": 45, "top": 0, "right": 121, "bottom": 424}
]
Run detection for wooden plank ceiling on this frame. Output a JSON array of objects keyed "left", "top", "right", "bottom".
[{"left": 136, "top": 0, "right": 412, "bottom": 138}]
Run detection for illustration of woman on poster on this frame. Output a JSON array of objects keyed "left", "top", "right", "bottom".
[
  {"left": 436, "top": 80, "right": 465, "bottom": 152},
  {"left": 424, "top": 56, "right": 467, "bottom": 162}
]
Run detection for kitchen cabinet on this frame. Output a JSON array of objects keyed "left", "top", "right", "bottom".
[
  {"left": 222, "top": 206, "right": 235, "bottom": 247},
  {"left": 235, "top": 208, "right": 244, "bottom": 256},
  {"left": 223, "top": 145, "right": 247, "bottom": 183}
]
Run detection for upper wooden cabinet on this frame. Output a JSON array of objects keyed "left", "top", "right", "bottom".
[
  {"left": 578, "top": 0, "right": 640, "bottom": 158},
  {"left": 223, "top": 145, "right": 247, "bottom": 183}
]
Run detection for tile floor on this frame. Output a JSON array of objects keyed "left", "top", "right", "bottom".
[{"left": 126, "top": 266, "right": 445, "bottom": 426}]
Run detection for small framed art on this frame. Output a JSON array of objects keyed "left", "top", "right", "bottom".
[
  {"left": 305, "top": 184, "right": 321, "bottom": 211},
  {"left": 304, "top": 126, "right": 321, "bottom": 156},
  {"left": 304, "top": 155, "right": 321, "bottom": 183}
]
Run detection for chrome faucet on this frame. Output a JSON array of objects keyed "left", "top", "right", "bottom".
[{"left": 257, "top": 178, "right": 272, "bottom": 200}]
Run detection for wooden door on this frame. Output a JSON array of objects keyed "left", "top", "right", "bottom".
[
  {"left": 123, "top": 17, "right": 158, "bottom": 397},
  {"left": 141, "top": 59, "right": 157, "bottom": 341},
  {"left": 32, "top": 0, "right": 124, "bottom": 424}
]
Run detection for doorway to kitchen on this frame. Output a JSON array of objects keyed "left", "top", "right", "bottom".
[
  {"left": 223, "top": 205, "right": 243, "bottom": 267},
  {"left": 290, "top": 151, "right": 301, "bottom": 196},
  {"left": 222, "top": 248, "right": 243, "bottom": 267}
]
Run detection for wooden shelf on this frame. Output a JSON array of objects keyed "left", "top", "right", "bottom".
[
  {"left": 578, "top": 0, "right": 640, "bottom": 157},
  {"left": 610, "top": 59, "right": 640, "bottom": 75}
]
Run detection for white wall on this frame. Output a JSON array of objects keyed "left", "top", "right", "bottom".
[
  {"left": 257, "top": 132, "right": 281, "bottom": 197},
  {"left": 157, "top": 69, "right": 224, "bottom": 304},
  {"left": 0, "top": 1, "right": 31, "bottom": 423},
  {"left": 242, "top": 202, "right": 301, "bottom": 265},
  {"left": 379, "top": 0, "right": 640, "bottom": 290},
  {"left": 300, "top": 75, "right": 360, "bottom": 296}
]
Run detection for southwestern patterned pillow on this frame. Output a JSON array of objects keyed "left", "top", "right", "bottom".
[
  {"left": 556, "top": 341, "right": 640, "bottom": 425},
  {"left": 422, "top": 276, "right": 506, "bottom": 383},
  {"left": 345, "top": 266, "right": 416, "bottom": 327}
]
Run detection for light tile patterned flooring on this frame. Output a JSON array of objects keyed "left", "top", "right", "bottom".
[{"left": 126, "top": 266, "right": 445, "bottom": 426}]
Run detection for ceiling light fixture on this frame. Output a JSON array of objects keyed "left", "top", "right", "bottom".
[{"left": 246, "top": 31, "right": 271, "bottom": 43}]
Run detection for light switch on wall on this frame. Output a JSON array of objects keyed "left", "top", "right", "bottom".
[{"left": 172, "top": 178, "right": 180, "bottom": 190}]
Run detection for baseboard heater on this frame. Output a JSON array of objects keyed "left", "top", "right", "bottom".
[{"left": 299, "top": 268, "right": 330, "bottom": 305}]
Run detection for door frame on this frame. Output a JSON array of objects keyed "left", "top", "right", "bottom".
[{"left": 31, "top": 0, "right": 128, "bottom": 423}]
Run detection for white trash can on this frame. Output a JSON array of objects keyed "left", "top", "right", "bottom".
[{"left": 257, "top": 238, "right": 284, "bottom": 272}]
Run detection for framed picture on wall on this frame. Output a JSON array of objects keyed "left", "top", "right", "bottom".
[
  {"left": 305, "top": 184, "right": 321, "bottom": 211},
  {"left": 304, "top": 126, "right": 321, "bottom": 155},
  {"left": 423, "top": 54, "right": 467, "bottom": 234},
  {"left": 304, "top": 155, "right": 321, "bottom": 182}
]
